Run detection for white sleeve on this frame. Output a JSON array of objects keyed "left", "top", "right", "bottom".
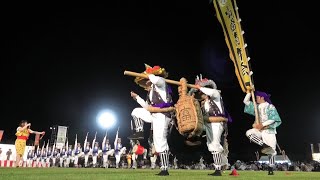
[
  {"left": 136, "top": 96, "right": 148, "bottom": 108},
  {"left": 262, "top": 120, "right": 275, "bottom": 126},
  {"left": 199, "top": 87, "right": 220, "bottom": 99},
  {"left": 243, "top": 93, "right": 251, "bottom": 106},
  {"left": 148, "top": 74, "right": 165, "bottom": 87}
]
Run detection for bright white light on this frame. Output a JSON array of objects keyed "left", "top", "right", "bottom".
[{"left": 97, "top": 110, "right": 116, "bottom": 129}]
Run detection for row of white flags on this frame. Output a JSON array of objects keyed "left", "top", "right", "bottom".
[
  {"left": 36, "top": 128, "right": 120, "bottom": 154},
  {"left": 0, "top": 126, "right": 121, "bottom": 153}
]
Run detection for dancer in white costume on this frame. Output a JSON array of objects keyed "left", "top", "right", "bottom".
[
  {"left": 130, "top": 140, "right": 138, "bottom": 169},
  {"left": 84, "top": 142, "right": 91, "bottom": 167},
  {"left": 189, "top": 75, "right": 229, "bottom": 176},
  {"left": 52, "top": 149, "right": 58, "bottom": 167},
  {"left": 41, "top": 149, "right": 47, "bottom": 168},
  {"left": 32, "top": 150, "right": 37, "bottom": 167},
  {"left": 27, "top": 149, "right": 34, "bottom": 167},
  {"left": 35, "top": 148, "right": 41, "bottom": 167},
  {"left": 129, "top": 64, "right": 174, "bottom": 176},
  {"left": 131, "top": 140, "right": 147, "bottom": 169},
  {"left": 74, "top": 143, "right": 82, "bottom": 167},
  {"left": 92, "top": 142, "right": 99, "bottom": 167},
  {"left": 243, "top": 90, "right": 282, "bottom": 175},
  {"left": 114, "top": 131, "right": 126, "bottom": 169},
  {"left": 46, "top": 147, "right": 52, "bottom": 167},
  {"left": 59, "top": 147, "right": 66, "bottom": 168},
  {"left": 65, "top": 145, "right": 72, "bottom": 168},
  {"left": 173, "top": 156, "right": 178, "bottom": 169},
  {"left": 102, "top": 139, "right": 114, "bottom": 168},
  {"left": 199, "top": 156, "right": 205, "bottom": 170}
]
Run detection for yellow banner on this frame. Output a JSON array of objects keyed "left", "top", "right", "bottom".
[{"left": 213, "top": 0, "right": 251, "bottom": 92}]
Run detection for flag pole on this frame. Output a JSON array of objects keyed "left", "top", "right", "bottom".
[{"left": 233, "top": 0, "right": 259, "bottom": 124}]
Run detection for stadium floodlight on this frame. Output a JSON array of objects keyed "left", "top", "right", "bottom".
[{"left": 97, "top": 110, "right": 116, "bottom": 129}]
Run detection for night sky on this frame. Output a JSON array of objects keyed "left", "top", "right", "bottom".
[{"left": 2, "top": 1, "right": 319, "bottom": 163}]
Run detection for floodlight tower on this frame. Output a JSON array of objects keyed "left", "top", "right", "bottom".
[{"left": 49, "top": 125, "right": 58, "bottom": 146}]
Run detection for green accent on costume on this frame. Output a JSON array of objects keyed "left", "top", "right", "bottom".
[
  {"left": 244, "top": 102, "right": 255, "bottom": 116},
  {"left": 266, "top": 104, "right": 282, "bottom": 129},
  {"left": 244, "top": 102, "right": 282, "bottom": 130}
]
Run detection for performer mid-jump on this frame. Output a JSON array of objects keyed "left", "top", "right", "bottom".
[
  {"left": 244, "top": 90, "right": 282, "bottom": 175},
  {"left": 189, "top": 76, "right": 229, "bottom": 176},
  {"left": 129, "top": 64, "right": 174, "bottom": 176}
]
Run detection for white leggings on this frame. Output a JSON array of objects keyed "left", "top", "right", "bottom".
[
  {"left": 246, "top": 128, "right": 277, "bottom": 151},
  {"left": 131, "top": 108, "right": 170, "bottom": 153}
]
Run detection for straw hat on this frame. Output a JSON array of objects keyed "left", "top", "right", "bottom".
[{"left": 134, "top": 64, "right": 168, "bottom": 89}]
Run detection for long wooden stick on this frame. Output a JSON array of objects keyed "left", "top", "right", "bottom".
[
  {"left": 124, "top": 70, "right": 198, "bottom": 89},
  {"left": 250, "top": 87, "right": 260, "bottom": 124}
]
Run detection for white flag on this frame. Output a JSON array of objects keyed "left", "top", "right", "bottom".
[
  {"left": 102, "top": 131, "right": 107, "bottom": 150},
  {"left": 37, "top": 144, "right": 40, "bottom": 153},
  {"left": 51, "top": 142, "right": 56, "bottom": 158},
  {"left": 114, "top": 127, "right": 119, "bottom": 150},
  {"left": 66, "top": 139, "right": 69, "bottom": 152},
  {"left": 41, "top": 142, "right": 45, "bottom": 156},
  {"left": 92, "top": 132, "right": 97, "bottom": 150},
  {"left": 46, "top": 140, "right": 49, "bottom": 152},
  {"left": 84, "top": 132, "right": 89, "bottom": 149},
  {"left": 74, "top": 134, "right": 77, "bottom": 155}
]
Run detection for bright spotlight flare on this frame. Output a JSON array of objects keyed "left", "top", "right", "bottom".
[{"left": 97, "top": 110, "right": 116, "bottom": 129}]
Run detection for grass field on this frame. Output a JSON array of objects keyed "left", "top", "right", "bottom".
[{"left": 0, "top": 168, "right": 320, "bottom": 180}]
